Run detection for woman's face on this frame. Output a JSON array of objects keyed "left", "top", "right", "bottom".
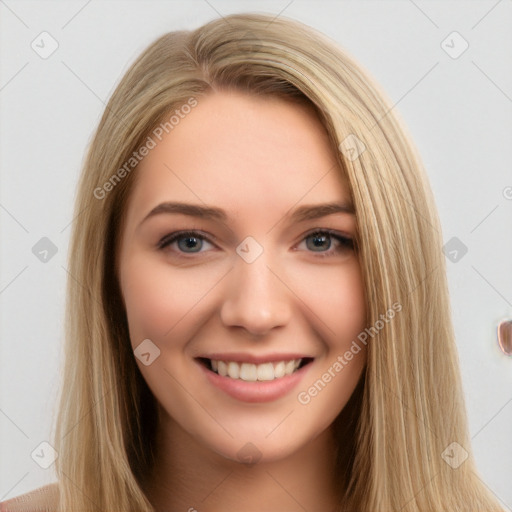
[{"left": 118, "top": 90, "right": 367, "bottom": 463}]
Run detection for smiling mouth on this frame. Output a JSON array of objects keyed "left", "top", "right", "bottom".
[{"left": 198, "top": 357, "right": 314, "bottom": 382}]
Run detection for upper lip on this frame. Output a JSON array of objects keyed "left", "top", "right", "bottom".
[{"left": 196, "top": 353, "right": 314, "bottom": 364}]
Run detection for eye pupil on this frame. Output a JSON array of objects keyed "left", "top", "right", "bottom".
[
  {"left": 179, "top": 236, "right": 201, "bottom": 252},
  {"left": 307, "top": 233, "right": 331, "bottom": 251}
]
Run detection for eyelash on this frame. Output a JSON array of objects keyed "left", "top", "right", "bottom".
[{"left": 157, "top": 229, "right": 355, "bottom": 259}]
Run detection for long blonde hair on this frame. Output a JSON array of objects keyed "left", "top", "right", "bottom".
[{"left": 52, "top": 13, "right": 504, "bottom": 511}]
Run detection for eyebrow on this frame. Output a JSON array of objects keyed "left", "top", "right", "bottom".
[{"left": 140, "top": 200, "right": 355, "bottom": 226}]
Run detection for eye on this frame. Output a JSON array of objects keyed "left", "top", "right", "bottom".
[
  {"left": 297, "top": 229, "right": 355, "bottom": 258},
  {"left": 157, "top": 231, "right": 215, "bottom": 255},
  {"left": 157, "top": 229, "right": 355, "bottom": 259}
]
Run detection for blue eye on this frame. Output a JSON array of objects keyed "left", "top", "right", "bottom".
[
  {"left": 176, "top": 234, "right": 203, "bottom": 252},
  {"left": 158, "top": 231, "right": 214, "bottom": 253},
  {"left": 307, "top": 232, "right": 335, "bottom": 251},
  {"left": 300, "top": 230, "right": 354, "bottom": 257},
  {"left": 157, "top": 229, "right": 355, "bottom": 258}
]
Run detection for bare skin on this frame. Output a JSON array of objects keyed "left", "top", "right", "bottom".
[{"left": 118, "top": 90, "right": 367, "bottom": 511}]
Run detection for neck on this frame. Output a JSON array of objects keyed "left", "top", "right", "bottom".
[{"left": 144, "top": 410, "right": 344, "bottom": 512}]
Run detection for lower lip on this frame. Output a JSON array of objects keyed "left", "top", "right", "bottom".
[{"left": 198, "top": 360, "right": 312, "bottom": 403}]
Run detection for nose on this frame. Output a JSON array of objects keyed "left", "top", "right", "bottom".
[{"left": 220, "top": 252, "right": 292, "bottom": 337}]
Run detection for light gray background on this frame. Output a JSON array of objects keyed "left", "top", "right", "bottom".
[{"left": 1, "top": 0, "right": 511, "bottom": 507}]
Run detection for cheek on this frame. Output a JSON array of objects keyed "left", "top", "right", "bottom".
[
  {"left": 120, "top": 254, "right": 212, "bottom": 344},
  {"left": 291, "top": 259, "right": 367, "bottom": 344},
  {"left": 292, "top": 263, "right": 366, "bottom": 427},
  {"left": 334, "top": 264, "right": 367, "bottom": 341}
]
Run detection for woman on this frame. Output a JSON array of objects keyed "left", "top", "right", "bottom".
[{"left": 1, "top": 13, "right": 504, "bottom": 512}]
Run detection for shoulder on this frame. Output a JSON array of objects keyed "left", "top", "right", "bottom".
[{"left": 0, "top": 483, "right": 59, "bottom": 512}]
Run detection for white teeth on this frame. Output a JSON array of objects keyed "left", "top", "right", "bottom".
[
  {"left": 240, "top": 363, "right": 258, "bottom": 381},
  {"left": 285, "top": 360, "right": 296, "bottom": 374},
  {"left": 227, "top": 361, "right": 240, "bottom": 379},
  {"left": 257, "top": 362, "right": 274, "bottom": 381},
  {"left": 217, "top": 360, "right": 227, "bottom": 377},
  {"left": 209, "top": 358, "right": 304, "bottom": 381},
  {"left": 274, "top": 361, "right": 285, "bottom": 378}
]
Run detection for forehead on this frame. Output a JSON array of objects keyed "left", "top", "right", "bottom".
[{"left": 127, "top": 90, "right": 351, "bottom": 226}]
